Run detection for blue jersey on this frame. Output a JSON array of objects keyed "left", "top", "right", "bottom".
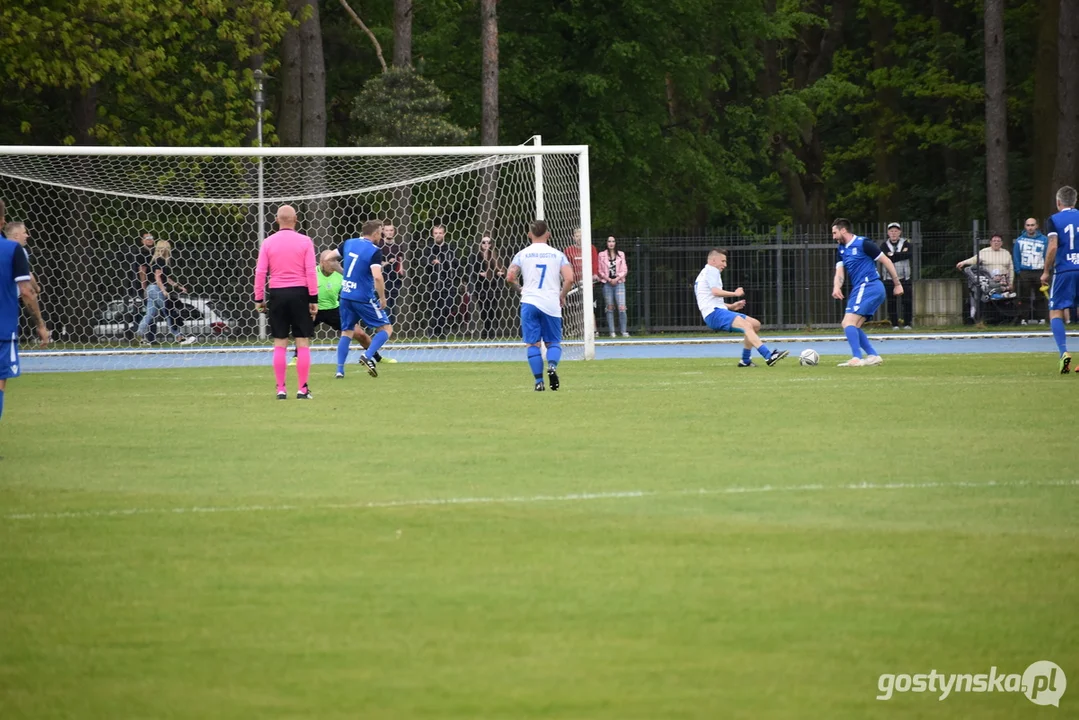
[
  {"left": 1013, "top": 232, "right": 1048, "bottom": 271},
  {"left": 336, "top": 238, "right": 384, "bottom": 302},
  {"left": 836, "top": 235, "right": 883, "bottom": 285},
  {"left": 1046, "top": 208, "right": 1079, "bottom": 273},
  {"left": 0, "top": 237, "right": 31, "bottom": 337}
]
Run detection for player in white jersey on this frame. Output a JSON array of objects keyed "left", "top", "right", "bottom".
[
  {"left": 506, "top": 220, "right": 574, "bottom": 391},
  {"left": 694, "top": 249, "right": 788, "bottom": 367}
]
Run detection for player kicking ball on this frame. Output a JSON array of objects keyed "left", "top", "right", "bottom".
[
  {"left": 831, "top": 218, "right": 904, "bottom": 367},
  {"left": 694, "top": 249, "right": 787, "bottom": 367},
  {"left": 506, "top": 220, "right": 574, "bottom": 391}
]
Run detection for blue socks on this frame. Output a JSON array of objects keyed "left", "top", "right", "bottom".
[
  {"left": 742, "top": 348, "right": 752, "bottom": 364},
  {"left": 547, "top": 345, "right": 562, "bottom": 369},
  {"left": 0, "top": 389, "right": 4, "bottom": 421},
  {"left": 366, "top": 330, "right": 389, "bottom": 359},
  {"left": 756, "top": 344, "right": 772, "bottom": 360},
  {"left": 844, "top": 325, "right": 862, "bottom": 358},
  {"left": 1051, "top": 317, "right": 1068, "bottom": 356},
  {"left": 336, "top": 335, "right": 351, "bottom": 373},
  {"left": 527, "top": 347, "right": 544, "bottom": 379},
  {"left": 859, "top": 328, "right": 878, "bottom": 357}
]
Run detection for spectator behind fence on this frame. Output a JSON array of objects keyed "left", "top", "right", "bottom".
[
  {"left": 599, "top": 236, "right": 629, "bottom": 337},
  {"left": 423, "top": 223, "right": 460, "bottom": 339},
  {"left": 883, "top": 222, "right": 913, "bottom": 329},
  {"left": 468, "top": 236, "right": 505, "bottom": 339},
  {"left": 136, "top": 240, "right": 196, "bottom": 346},
  {"left": 564, "top": 228, "right": 599, "bottom": 285},
  {"left": 379, "top": 220, "right": 405, "bottom": 310},
  {"left": 563, "top": 227, "right": 598, "bottom": 339},
  {"left": 1013, "top": 217, "right": 1048, "bottom": 324},
  {"left": 956, "top": 233, "right": 1014, "bottom": 286}
]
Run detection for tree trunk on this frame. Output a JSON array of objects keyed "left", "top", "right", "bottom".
[
  {"left": 984, "top": 0, "right": 1010, "bottom": 235},
  {"left": 279, "top": 3, "right": 303, "bottom": 146},
  {"left": 478, "top": 0, "right": 499, "bottom": 236},
  {"left": 299, "top": 0, "right": 326, "bottom": 147},
  {"left": 1032, "top": 0, "right": 1059, "bottom": 216},
  {"left": 393, "top": 0, "right": 413, "bottom": 68},
  {"left": 870, "top": 4, "right": 899, "bottom": 222},
  {"left": 1053, "top": 0, "right": 1079, "bottom": 193},
  {"left": 298, "top": 0, "right": 328, "bottom": 243},
  {"left": 71, "top": 83, "right": 98, "bottom": 145},
  {"left": 480, "top": 0, "right": 498, "bottom": 146}
]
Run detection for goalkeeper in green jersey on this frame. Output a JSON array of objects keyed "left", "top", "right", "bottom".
[{"left": 291, "top": 250, "right": 395, "bottom": 365}]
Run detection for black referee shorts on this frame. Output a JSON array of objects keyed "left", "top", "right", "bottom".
[
  {"left": 314, "top": 307, "right": 341, "bottom": 332},
  {"left": 268, "top": 287, "right": 314, "bottom": 339}
]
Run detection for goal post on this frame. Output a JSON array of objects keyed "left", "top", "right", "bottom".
[{"left": 0, "top": 143, "right": 595, "bottom": 370}]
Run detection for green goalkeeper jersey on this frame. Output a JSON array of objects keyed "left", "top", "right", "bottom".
[{"left": 317, "top": 269, "right": 343, "bottom": 310}]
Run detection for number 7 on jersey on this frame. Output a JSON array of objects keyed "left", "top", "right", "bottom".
[{"left": 537, "top": 263, "right": 547, "bottom": 289}]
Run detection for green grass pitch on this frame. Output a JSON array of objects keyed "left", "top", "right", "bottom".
[{"left": 1, "top": 355, "right": 1076, "bottom": 718}]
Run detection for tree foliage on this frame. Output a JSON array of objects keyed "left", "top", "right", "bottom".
[
  {"left": 349, "top": 66, "right": 471, "bottom": 147},
  {"left": 0, "top": 0, "right": 292, "bottom": 146},
  {"left": 0, "top": 0, "right": 1071, "bottom": 231}
]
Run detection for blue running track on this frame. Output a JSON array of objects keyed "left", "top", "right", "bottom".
[{"left": 18, "top": 331, "right": 1076, "bottom": 373}]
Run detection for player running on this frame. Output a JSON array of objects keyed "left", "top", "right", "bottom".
[
  {"left": 694, "top": 249, "right": 787, "bottom": 367},
  {"left": 831, "top": 218, "right": 905, "bottom": 367},
  {"left": 506, "top": 220, "right": 574, "bottom": 391},
  {"left": 331, "top": 220, "right": 393, "bottom": 378},
  {"left": 1041, "top": 185, "right": 1079, "bottom": 373}
]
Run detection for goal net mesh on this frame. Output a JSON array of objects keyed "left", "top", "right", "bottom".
[{"left": 0, "top": 148, "right": 588, "bottom": 370}]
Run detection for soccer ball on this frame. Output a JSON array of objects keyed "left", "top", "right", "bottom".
[{"left": 799, "top": 349, "right": 820, "bottom": 366}]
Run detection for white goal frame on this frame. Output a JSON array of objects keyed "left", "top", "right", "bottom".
[{"left": 0, "top": 143, "right": 595, "bottom": 363}]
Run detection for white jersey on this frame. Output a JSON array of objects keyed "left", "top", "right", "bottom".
[
  {"left": 511, "top": 242, "right": 570, "bottom": 317},
  {"left": 694, "top": 264, "right": 727, "bottom": 319}
]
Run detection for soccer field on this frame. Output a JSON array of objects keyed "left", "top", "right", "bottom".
[{"left": 1, "top": 355, "right": 1076, "bottom": 718}]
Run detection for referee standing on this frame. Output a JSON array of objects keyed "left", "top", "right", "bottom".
[{"left": 254, "top": 204, "right": 318, "bottom": 399}]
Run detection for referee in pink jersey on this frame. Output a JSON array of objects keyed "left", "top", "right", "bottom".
[{"left": 254, "top": 205, "right": 319, "bottom": 399}]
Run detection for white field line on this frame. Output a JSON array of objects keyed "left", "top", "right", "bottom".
[{"left": 4, "top": 479, "right": 1076, "bottom": 522}]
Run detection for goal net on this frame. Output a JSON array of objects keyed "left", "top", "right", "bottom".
[{"left": 0, "top": 144, "right": 595, "bottom": 372}]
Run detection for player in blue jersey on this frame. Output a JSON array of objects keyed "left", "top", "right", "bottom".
[
  {"left": 1, "top": 233, "right": 48, "bottom": 422},
  {"left": 330, "top": 219, "right": 393, "bottom": 378},
  {"left": 506, "top": 220, "right": 574, "bottom": 391},
  {"left": 1041, "top": 186, "right": 1079, "bottom": 373},
  {"left": 831, "top": 218, "right": 905, "bottom": 367}
]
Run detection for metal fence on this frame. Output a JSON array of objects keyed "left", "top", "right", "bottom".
[{"left": 592, "top": 221, "right": 1048, "bottom": 332}]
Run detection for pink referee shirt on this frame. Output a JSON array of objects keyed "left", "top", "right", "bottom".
[{"left": 253, "top": 229, "right": 318, "bottom": 302}]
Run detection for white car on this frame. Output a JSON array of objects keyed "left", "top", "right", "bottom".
[{"left": 93, "top": 296, "right": 233, "bottom": 340}]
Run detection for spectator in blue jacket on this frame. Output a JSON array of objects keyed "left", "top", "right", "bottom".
[{"left": 1013, "top": 217, "right": 1049, "bottom": 323}]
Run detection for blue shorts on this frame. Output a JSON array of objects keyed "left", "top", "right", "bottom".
[
  {"left": 521, "top": 303, "right": 562, "bottom": 344},
  {"left": 0, "top": 336, "right": 21, "bottom": 381},
  {"left": 704, "top": 307, "right": 746, "bottom": 332},
  {"left": 1049, "top": 270, "right": 1079, "bottom": 311},
  {"left": 340, "top": 297, "right": 392, "bottom": 332},
  {"left": 846, "top": 279, "right": 886, "bottom": 317}
]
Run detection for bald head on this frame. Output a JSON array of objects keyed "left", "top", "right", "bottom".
[
  {"left": 276, "top": 204, "right": 297, "bottom": 229},
  {"left": 318, "top": 249, "right": 339, "bottom": 275}
]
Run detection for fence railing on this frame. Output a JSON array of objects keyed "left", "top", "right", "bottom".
[{"left": 593, "top": 221, "right": 1049, "bottom": 332}]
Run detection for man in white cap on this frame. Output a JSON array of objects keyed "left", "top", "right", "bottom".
[{"left": 883, "top": 222, "right": 913, "bottom": 329}]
